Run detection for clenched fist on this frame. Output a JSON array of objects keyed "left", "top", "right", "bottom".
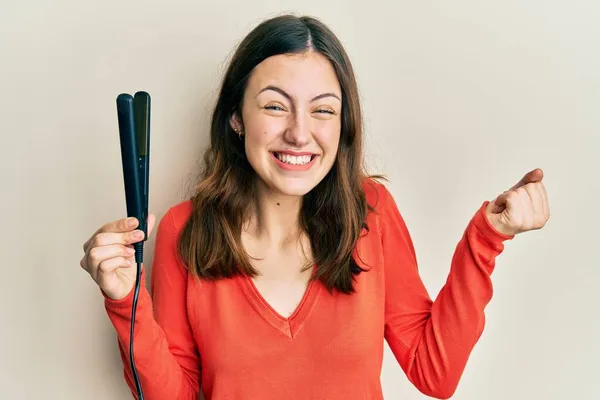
[{"left": 486, "top": 168, "right": 550, "bottom": 237}]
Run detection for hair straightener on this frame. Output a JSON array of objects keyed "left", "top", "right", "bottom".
[{"left": 116, "top": 91, "right": 151, "bottom": 400}]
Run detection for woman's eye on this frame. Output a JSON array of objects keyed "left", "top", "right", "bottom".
[
  {"left": 315, "top": 109, "right": 335, "bottom": 115},
  {"left": 265, "top": 105, "right": 284, "bottom": 111}
]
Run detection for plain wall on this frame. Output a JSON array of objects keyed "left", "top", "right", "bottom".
[{"left": 1, "top": 1, "right": 598, "bottom": 399}]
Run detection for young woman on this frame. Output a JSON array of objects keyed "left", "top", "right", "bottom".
[{"left": 80, "top": 14, "right": 550, "bottom": 400}]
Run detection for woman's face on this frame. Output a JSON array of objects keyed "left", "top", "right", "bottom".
[{"left": 231, "top": 51, "right": 342, "bottom": 197}]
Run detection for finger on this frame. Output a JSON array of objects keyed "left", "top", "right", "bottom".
[
  {"left": 87, "top": 244, "right": 136, "bottom": 271},
  {"left": 523, "top": 183, "right": 542, "bottom": 217},
  {"left": 83, "top": 217, "right": 139, "bottom": 252},
  {"left": 84, "top": 229, "right": 145, "bottom": 254},
  {"left": 509, "top": 168, "right": 544, "bottom": 191},
  {"left": 98, "top": 216, "right": 140, "bottom": 235},
  {"left": 492, "top": 204, "right": 506, "bottom": 214},
  {"left": 536, "top": 182, "right": 550, "bottom": 219},
  {"left": 96, "top": 256, "right": 134, "bottom": 279},
  {"left": 492, "top": 190, "right": 511, "bottom": 212},
  {"left": 492, "top": 203, "right": 506, "bottom": 214},
  {"left": 502, "top": 189, "right": 521, "bottom": 214}
]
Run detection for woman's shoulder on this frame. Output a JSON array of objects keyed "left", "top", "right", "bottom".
[
  {"left": 360, "top": 176, "right": 410, "bottom": 239},
  {"left": 160, "top": 198, "right": 194, "bottom": 233},
  {"left": 361, "top": 176, "right": 394, "bottom": 214}
]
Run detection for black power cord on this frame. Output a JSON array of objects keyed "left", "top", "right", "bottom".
[{"left": 131, "top": 241, "right": 145, "bottom": 399}]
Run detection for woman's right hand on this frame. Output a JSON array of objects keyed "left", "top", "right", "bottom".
[{"left": 80, "top": 214, "right": 156, "bottom": 300}]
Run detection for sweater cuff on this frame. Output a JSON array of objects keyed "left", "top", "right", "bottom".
[{"left": 472, "top": 201, "right": 515, "bottom": 245}]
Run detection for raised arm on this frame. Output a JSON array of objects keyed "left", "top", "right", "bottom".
[
  {"left": 379, "top": 186, "right": 514, "bottom": 399},
  {"left": 103, "top": 210, "right": 201, "bottom": 399}
]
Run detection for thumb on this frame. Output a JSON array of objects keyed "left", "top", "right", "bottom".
[
  {"left": 510, "top": 168, "right": 544, "bottom": 191},
  {"left": 491, "top": 192, "right": 509, "bottom": 214},
  {"left": 492, "top": 168, "right": 544, "bottom": 213}
]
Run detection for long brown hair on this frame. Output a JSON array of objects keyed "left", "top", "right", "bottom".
[{"left": 178, "top": 14, "right": 382, "bottom": 294}]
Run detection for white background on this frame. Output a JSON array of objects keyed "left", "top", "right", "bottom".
[{"left": 1, "top": 1, "right": 598, "bottom": 399}]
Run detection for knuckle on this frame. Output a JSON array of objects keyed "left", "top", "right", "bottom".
[
  {"left": 119, "top": 232, "right": 131, "bottom": 244},
  {"left": 118, "top": 256, "right": 131, "bottom": 267},
  {"left": 88, "top": 235, "right": 100, "bottom": 249},
  {"left": 88, "top": 247, "right": 100, "bottom": 261},
  {"left": 96, "top": 232, "right": 109, "bottom": 245},
  {"left": 97, "top": 259, "right": 111, "bottom": 274}
]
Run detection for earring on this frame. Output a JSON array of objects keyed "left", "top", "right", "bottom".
[{"left": 234, "top": 127, "right": 243, "bottom": 139}]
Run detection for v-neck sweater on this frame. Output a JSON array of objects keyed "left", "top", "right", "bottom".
[{"left": 103, "top": 180, "right": 514, "bottom": 400}]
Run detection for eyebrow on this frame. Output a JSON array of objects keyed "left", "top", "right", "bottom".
[{"left": 256, "top": 85, "right": 341, "bottom": 103}]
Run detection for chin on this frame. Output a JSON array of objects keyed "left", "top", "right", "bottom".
[{"left": 271, "top": 177, "right": 319, "bottom": 197}]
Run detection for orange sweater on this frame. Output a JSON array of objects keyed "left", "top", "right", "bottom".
[{"left": 103, "top": 181, "right": 514, "bottom": 399}]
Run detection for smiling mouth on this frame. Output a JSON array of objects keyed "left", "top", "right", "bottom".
[{"left": 272, "top": 152, "right": 317, "bottom": 166}]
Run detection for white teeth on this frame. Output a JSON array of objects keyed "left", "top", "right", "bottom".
[{"left": 276, "top": 153, "right": 312, "bottom": 165}]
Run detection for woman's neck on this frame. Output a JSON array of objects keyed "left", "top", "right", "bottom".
[{"left": 245, "top": 181, "right": 303, "bottom": 248}]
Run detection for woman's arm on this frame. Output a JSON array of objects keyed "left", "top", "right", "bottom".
[
  {"left": 379, "top": 185, "right": 514, "bottom": 399},
  {"left": 103, "top": 210, "right": 201, "bottom": 399}
]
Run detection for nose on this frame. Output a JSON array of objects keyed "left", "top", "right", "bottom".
[{"left": 283, "top": 114, "right": 311, "bottom": 147}]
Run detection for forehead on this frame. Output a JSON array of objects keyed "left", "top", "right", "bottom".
[{"left": 247, "top": 52, "right": 341, "bottom": 98}]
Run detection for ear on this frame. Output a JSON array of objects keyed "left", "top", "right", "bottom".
[{"left": 229, "top": 111, "right": 243, "bottom": 132}]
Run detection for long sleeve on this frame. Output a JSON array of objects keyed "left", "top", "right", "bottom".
[
  {"left": 103, "top": 209, "right": 201, "bottom": 399},
  {"left": 379, "top": 186, "right": 514, "bottom": 399}
]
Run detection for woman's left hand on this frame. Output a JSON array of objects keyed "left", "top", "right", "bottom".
[{"left": 485, "top": 168, "right": 551, "bottom": 237}]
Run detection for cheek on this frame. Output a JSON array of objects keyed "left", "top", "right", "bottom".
[
  {"left": 243, "top": 120, "right": 280, "bottom": 165},
  {"left": 246, "top": 115, "right": 285, "bottom": 145},
  {"left": 244, "top": 135, "right": 267, "bottom": 166},
  {"left": 314, "top": 122, "right": 341, "bottom": 155}
]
